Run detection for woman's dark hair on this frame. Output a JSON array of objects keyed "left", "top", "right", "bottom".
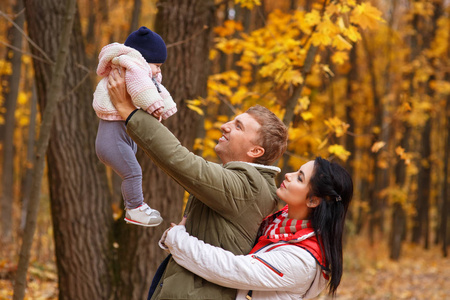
[{"left": 308, "top": 157, "right": 353, "bottom": 296}]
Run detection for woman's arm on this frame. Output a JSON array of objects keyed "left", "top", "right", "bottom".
[{"left": 164, "top": 225, "right": 318, "bottom": 292}]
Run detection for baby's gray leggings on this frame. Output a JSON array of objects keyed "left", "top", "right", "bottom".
[{"left": 95, "top": 119, "right": 143, "bottom": 209}]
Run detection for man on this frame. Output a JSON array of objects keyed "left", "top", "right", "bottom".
[{"left": 108, "top": 67, "right": 288, "bottom": 300}]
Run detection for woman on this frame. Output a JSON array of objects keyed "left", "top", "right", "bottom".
[{"left": 160, "top": 157, "right": 353, "bottom": 299}]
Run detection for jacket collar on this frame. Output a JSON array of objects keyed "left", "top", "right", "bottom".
[{"left": 225, "top": 161, "right": 281, "bottom": 173}]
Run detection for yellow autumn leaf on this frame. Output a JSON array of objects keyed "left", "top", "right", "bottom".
[
  {"left": 217, "top": 115, "right": 229, "bottom": 123},
  {"left": 193, "top": 138, "right": 204, "bottom": 151},
  {"left": 328, "top": 144, "right": 351, "bottom": 161},
  {"left": 312, "top": 32, "right": 332, "bottom": 46},
  {"left": 401, "top": 101, "right": 412, "bottom": 112},
  {"left": 22, "top": 55, "right": 32, "bottom": 65},
  {"left": 0, "top": 60, "right": 12, "bottom": 75},
  {"left": 312, "top": 18, "right": 339, "bottom": 46},
  {"left": 333, "top": 35, "right": 353, "bottom": 50},
  {"left": 215, "top": 38, "right": 241, "bottom": 55},
  {"left": 396, "top": 146, "right": 412, "bottom": 165},
  {"left": 343, "top": 25, "right": 362, "bottom": 42},
  {"left": 17, "top": 92, "right": 29, "bottom": 105},
  {"left": 214, "top": 20, "right": 244, "bottom": 37},
  {"left": 433, "top": 80, "right": 450, "bottom": 95},
  {"left": 18, "top": 115, "right": 29, "bottom": 127},
  {"left": 235, "top": 0, "right": 261, "bottom": 9},
  {"left": 318, "top": 137, "right": 329, "bottom": 150},
  {"left": 186, "top": 99, "right": 203, "bottom": 106},
  {"left": 207, "top": 129, "right": 223, "bottom": 141},
  {"left": 301, "top": 111, "right": 314, "bottom": 121},
  {"left": 413, "top": 1, "right": 434, "bottom": 17},
  {"left": 332, "top": 51, "right": 349, "bottom": 65},
  {"left": 288, "top": 127, "right": 302, "bottom": 141},
  {"left": 350, "top": 2, "right": 385, "bottom": 30},
  {"left": 377, "top": 159, "right": 389, "bottom": 169},
  {"left": 230, "top": 86, "right": 248, "bottom": 105},
  {"left": 324, "top": 117, "right": 349, "bottom": 137},
  {"left": 304, "top": 10, "right": 321, "bottom": 27},
  {"left": 371, "top": 141, "right": 386, "bottom": 153},
  {"left": 395, "top": 146, "right": 405, "bottom": 156},
  {"left": 298, "top": 96, "right": 310, "bottom": 110},
  {"left": 278, "top": 69, "right": 303, "bottom": 86},
  {"left": 187, "top": 104, "right": 204, "bottom": 116},
  {"left": 209, "top": 49, "right": 219, "bottom": 60}
]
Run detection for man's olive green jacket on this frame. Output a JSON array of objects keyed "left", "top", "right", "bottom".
[{"left": 127, "top": 110, "right": 280, "bottom": 299}]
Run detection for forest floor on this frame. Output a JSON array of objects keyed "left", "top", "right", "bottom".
[{"left": 1, "top": 231, "right": 449, "bottom": 299}]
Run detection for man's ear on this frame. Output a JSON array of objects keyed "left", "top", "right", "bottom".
[
  {"left": 307, "top": 196, "right": 321, "bottom": 208},
  {"left": 247, "top": 146, "right": 265, "bottom": 159}
]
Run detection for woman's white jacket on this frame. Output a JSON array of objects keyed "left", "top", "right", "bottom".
[{"left": 161, "top": 225, "right": 328, "bottom": 300}]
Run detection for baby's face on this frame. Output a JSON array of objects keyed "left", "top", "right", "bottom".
[{"left": 149, "top": 63, "right": 162, "bottom": 77}]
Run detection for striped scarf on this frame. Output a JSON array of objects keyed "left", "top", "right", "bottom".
[{"left": 258, "top": 205, "right": 313, "bottom": 241}]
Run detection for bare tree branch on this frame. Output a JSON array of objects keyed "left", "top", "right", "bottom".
[
  {"left": 166, "top": 25, "right": 209, "bottom": 48},
  {"left": 0, "top": 9, "right": 54, "bottom": 64}
]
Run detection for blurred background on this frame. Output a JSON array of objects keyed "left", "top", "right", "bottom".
[{"left": 0, "top": 0, "right": 449, "bottom": 299}]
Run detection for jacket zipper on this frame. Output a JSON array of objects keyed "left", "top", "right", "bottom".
[{"left": 251, "top": 255, "right": 284, "bottom": 277}]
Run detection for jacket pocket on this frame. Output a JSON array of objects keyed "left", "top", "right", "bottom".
[{"left": 252, "top": 255, "right": 284, "bottom": 277}]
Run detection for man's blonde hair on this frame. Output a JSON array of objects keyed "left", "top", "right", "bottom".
[{"left": 246, "top": 105, "right": 288, "bottom": 165}]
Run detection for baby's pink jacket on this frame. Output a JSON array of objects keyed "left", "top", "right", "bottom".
[{"left": 92, "top": 43, "right": 177, "bottom": 121}]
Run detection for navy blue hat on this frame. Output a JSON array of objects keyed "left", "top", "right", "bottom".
[{"left": 125, "top": 26, "right": 167, "bottom": 63}]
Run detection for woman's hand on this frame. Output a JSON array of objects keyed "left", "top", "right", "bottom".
[
  {"left": 107, "top": 66, "right": 136, "bottom": 119},
  {"left": 171, "top": 215, "right": 187, "bottom": 228},
  {"left": 159, "top": 215, "right": 187, "bottom": 252}
]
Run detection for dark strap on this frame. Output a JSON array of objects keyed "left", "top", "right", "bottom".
[
  {"left": 125, "top": 108, "right": 139, "bottom": 125},
  {"left": 147, "top": 254, "right": 171, "bottom": 300},
  {"left": 246, "top": 290, "right": 253, "bottom": 299}
]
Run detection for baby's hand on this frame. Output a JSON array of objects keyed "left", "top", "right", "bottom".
[{"left": 152, "top": 107, "right": 163, "bottom": 121}]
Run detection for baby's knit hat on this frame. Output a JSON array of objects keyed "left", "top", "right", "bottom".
[{"left": 124, "top": 26, "right": 167, "bottom": 64}]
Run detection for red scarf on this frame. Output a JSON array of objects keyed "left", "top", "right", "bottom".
[{"left": 250, "top": 205, "right": 328, "bottom": 279}]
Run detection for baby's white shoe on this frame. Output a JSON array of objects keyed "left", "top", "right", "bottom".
[{"left": 124, "top": 203, "right": 163, "bottom": 227}]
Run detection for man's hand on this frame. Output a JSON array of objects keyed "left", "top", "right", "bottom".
[
  {"left": 152, "top": 107, "right": 164, "bottom": 121},
  {"left": 107, "top": 66, "right": 136, "bottom": 120}
]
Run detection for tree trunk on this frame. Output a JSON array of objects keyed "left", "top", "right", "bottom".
[
  {"left": 442, "top": 84, "right": 450, "bottom": 257},
  {"left": 115, "top": 1, "right": 215, "bottom": 299},
  {"left": 361, "top": 31, "right": 385, "bottom": 244},
  {"left": 390, "top": 0, "right": 418, "bottom": 257},
  {"left": 22, "top": 1, "right": 113, "bottom": 299},
  {"left": 20, "top": 83, "right": 38, "bottom": 232},
  {"left": 344, "top": 45, "right": 357, "bottom": 230},
  {"left": 345, "top": 46, "right": 357, "bottom": 178},
  {"left": 14, "top": 0, "right": 78, "bottom": 298},
  {"left": 1, "top": 0, "right": 25, "bottom": 242},
  {"left": 412, "top": 113, "right": 431, "bottom": 247},
  {"left": 130, "top": 0, "right": 142, "bottom": 34},
  {"left": 411, "top": 0, "right": 442, "bottom": 247},
  {"left": 390, "top": 202, "right": 406, "bottom": 260}
]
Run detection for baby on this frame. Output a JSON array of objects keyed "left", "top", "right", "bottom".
[{"left": 93, "top": 26, "right": 176, "bottom": 226}]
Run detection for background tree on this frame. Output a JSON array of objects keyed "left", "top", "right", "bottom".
[
  {"left": 115, "top": 0, "right": 215, "bottom": 298},
  {"left": 21, "top": 0, "right": 113, "bottom": 299},
  {"left": 0, "top": 0, "right": 24, "bottom": 243}
]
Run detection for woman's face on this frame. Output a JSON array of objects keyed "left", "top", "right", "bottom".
[{"left": 277, "top": 160, "right": 315, "bottom": 209}]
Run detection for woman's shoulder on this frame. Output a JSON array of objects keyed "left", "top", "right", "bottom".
[{"left": 259, "top": 242, "right": 318, "bottom": 271}]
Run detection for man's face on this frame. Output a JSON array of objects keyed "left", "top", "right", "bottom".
[{"left": 215, "top": 113, "right": 262, "bottom": 164}]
